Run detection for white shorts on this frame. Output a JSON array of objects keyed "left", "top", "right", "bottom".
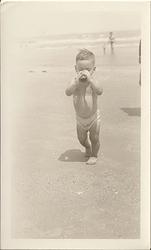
[{"left": 76, "top": 110, "right": 101, "bottom": 131}]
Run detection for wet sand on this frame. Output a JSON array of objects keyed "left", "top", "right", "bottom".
[{"left": 6, "top": 42, "right": 141, "bottom": 238}]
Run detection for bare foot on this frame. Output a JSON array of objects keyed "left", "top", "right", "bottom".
[
  {"left": 86, "top": 157, "right": 97, "bottom": 165},
  {"left": 85, "top": 147, "right": 92, "bottom": 158}
]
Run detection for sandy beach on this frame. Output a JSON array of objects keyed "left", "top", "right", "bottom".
[{"left": 4, "top": 33, "right": 141, "bottom": 238}]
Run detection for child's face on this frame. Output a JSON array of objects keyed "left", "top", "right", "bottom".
[{"left": 75, "top": 59, "right": 96, "bottom": 78}]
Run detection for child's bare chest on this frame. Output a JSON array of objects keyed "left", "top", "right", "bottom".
[
  {"left": 77, "top": 86, "right": 94, "bottom": 98},
  {"left": 74, "top": 87, "right": 96, "bottom": 105}
]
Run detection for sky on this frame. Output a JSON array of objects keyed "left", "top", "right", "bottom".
[{"left": 2, "top": 2, "right": 143, "bottom": 38}]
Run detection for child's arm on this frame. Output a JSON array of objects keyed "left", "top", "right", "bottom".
[
  {"left": 65, "top": 77, "right": 79, "bottom": 96},
  {"left": 89, "top": 78, "right": 103, "bottom": 95}
]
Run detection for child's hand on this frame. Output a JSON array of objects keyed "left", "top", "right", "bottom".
[{"left": 75, "top": 75, "right": 81, "bottom": 87}]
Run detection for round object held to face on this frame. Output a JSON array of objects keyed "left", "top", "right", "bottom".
[
  {"left": 79, "top": 69, "right": 91, "bottom": 82},
  {"left": 79, "top": 73, "right": 87, "bottom": 81}
]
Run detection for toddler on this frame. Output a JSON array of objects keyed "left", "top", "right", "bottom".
[{"left": 65, "top": 49, "right": 103, "bottom": 165}]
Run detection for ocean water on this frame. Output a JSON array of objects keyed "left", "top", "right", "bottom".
[{"left": 20, "top": 30, "right": 141, "bottom": 50}]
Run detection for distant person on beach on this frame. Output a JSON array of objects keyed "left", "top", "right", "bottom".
[
  {"left": 102, "top": 42, "right": 106, "bottom": 54},
  {"left": 108, "top": 32, "right": 115, "bottom": 53},
  {"left": 139, "top": 39, "right": 141, "bottom": 86},
  {"left": 65, "top": 49, "right": 103, "bottom": 165}
]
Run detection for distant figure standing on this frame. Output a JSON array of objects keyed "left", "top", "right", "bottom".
[
  {"left": 139, "top": 39, "right": 141, "bottom": 86},
  {"left": 108, "top": 32, "right": 115, "bottom": 53},
  {"left": 102, "top": 42, "right": 106, "bottom": 55}
]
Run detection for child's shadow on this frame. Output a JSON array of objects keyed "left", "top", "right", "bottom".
[{"left": 58, "top": 149, "right": 86, "bottom": 162}]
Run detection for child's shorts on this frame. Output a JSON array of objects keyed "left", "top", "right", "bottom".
[{"left": 76, "top": 109, "right": 101, "bottom": 131}]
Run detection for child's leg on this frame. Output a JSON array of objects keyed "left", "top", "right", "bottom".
[
  {"left": 86, "top": 119, "right": 100, "bottom": 165},
  {"left": 89, "top": 119, "right": 101, "bottom": 157},
  {"left": 76, "top": 124, "right": 91, "bottom": 156}
]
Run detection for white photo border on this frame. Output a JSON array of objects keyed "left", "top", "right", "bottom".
[{"left": 1, "top": 1, "right": 150, "bottom": 249}]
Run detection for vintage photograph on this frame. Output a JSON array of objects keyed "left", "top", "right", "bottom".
[{"left": 1, "top": 1, "right": 150, "bottom": 248}]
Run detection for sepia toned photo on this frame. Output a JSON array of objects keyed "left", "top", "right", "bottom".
[{"left": 1, "top": 1, "right": 150, "bottom": 249}]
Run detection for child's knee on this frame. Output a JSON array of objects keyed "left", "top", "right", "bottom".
[
  {"left": 90, "top": 133, "right": 100, "bottom": 144},
  {"left": 77, "top": 133, "right": 86, "bottom": 145}
]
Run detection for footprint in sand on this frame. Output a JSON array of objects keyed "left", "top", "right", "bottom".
[{"left": 28, "top": 70, "right": 48, "bottom": 73}]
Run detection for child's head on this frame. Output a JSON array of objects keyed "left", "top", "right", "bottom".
[{"left": 75, "top": 49, "right": 96, "bottom": 76}]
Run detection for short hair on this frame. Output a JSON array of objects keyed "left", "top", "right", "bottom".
[{"left": 76, "top": 48, "right": 95, "bottom": 63}]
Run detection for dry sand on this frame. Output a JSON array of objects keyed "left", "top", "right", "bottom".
[{"left": 5, "top": 41, "right": 140, "bottom": 238}]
